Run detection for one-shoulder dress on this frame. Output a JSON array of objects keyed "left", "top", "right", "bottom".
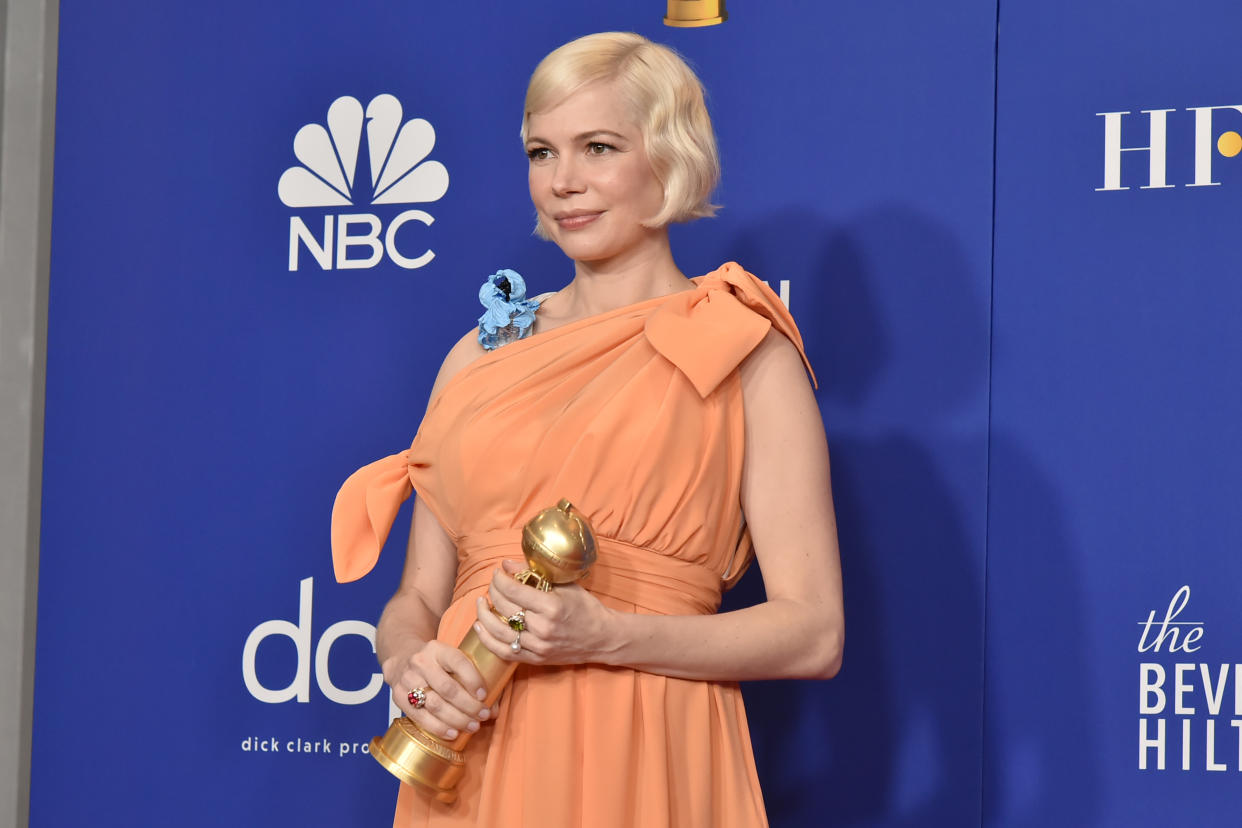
[{"left": 331, "top": 262, "right": 814, "bottom": 828}]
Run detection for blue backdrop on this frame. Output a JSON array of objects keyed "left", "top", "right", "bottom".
[
  {"left": 32, "top": 1, "right": 1237, "bottom": 826},
  {"left": 986, "top": 1, "right": 1242, "bottom": 825}
]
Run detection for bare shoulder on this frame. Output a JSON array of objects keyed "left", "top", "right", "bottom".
[
  {"left": 428, "top": 328, "right": 487, "bottom": 404},
  {"left": 738, "top": 326, "right": 821, "bottom": 439},
  {"left": 739, "top": 327, "right": 811, "bottom": 393}
]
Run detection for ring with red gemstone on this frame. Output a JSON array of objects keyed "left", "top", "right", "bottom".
[{"left": 407, "top": 687, "right": 427, "bottom": 709}]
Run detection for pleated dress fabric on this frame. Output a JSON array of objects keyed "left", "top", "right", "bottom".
[{"left": 331, "top": 263, "right": 814, "bottom": 828}]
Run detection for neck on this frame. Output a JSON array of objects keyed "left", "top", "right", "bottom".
[{"left": 562, "top": 231, "right": 691, "bottom": 317}]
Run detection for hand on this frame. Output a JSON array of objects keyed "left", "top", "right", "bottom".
[
  {"left": 473, "top": 559, "right": 616, "bottom": 666},
  {"left": 386, "top": 639, "right": 492, "bottom": 741}
]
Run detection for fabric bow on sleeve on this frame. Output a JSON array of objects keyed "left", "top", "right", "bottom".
[{"left": 644, "top": 262, "right": 817, "bottom": 397}]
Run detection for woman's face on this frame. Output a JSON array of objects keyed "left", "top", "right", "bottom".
[{"left": 525, "top": 81, "right": 665, "bottom": 264}]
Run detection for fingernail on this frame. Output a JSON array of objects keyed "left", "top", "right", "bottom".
[
  {"left": 446, "top": 728, "right": 458, "bottom": 739},
  {"left": 476, "top": 688, "right": 487, "bottom": 701},
  {"left": 473, "top": 622, "right": 483, "bottom": 634},
  {"left": 479, "top": 708, "right": 490, "bottom": 720},
  {"left": 467, "top": 721, "right": 479, "bottom": 733}
]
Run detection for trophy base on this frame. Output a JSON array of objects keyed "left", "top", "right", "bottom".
[
  {"left": 370, "top": 718, "right": 465, "bottom": 804},
  {"left": 664, "top": 0, "right": 727, "bottom": 27},
  {"left": 664, "top": 15, "right": 726, "bottom": 27}
]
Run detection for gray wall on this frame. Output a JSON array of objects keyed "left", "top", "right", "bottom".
[{"left": 0, "top": 1, "right": 57, "bottom": 826}]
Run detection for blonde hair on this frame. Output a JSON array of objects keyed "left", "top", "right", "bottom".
[{"left": 522, "top": 32, "right": 720, "bottom": 236}]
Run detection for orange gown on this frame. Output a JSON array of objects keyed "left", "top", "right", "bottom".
[{"left": 331, "top": 263, "right": 814, "bottom": 827}]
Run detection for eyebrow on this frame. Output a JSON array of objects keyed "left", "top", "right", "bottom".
[{"left": 525, "top": 129, "right": 628, "bottom": 146}]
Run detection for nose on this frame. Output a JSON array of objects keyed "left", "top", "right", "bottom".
[{"left": 550, "top": 155, "right": 585, "bottom": 197}]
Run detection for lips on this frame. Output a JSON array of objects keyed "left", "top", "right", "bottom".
[{"left": 554, "top": 211, "right": 603, "bottom": 230}]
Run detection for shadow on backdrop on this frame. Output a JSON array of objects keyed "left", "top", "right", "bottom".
[
  {"left": 719, "top": 206, "right": 992, "bottom": 827},
  {"left": 982, "top": 432, "right": 1099, "bottom": 828}
]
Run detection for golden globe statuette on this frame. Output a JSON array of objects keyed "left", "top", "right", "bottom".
[
  {"left": 664, "top": 0, "right": 727, "bottom": 27},
  {"left": 369, "top": 499, "right": 597, "bottom": 803}
]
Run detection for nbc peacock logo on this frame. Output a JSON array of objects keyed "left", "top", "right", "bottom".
[{"left": 279, "top": 94, "right": 449, "bottom": 271}]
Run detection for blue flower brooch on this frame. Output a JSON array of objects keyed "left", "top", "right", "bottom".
[{"left": 477, "top": 269, "right": 541, "bottom": 351}]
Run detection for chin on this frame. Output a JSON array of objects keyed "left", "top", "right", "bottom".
[
  {"left": 552, "top": 230, "right": 648, "bottom": 266},
  {"left": 559, "top": 244, "right": 630, "bottom": 265},
  {"left": 552, "top": 234, "right": 621, "bottom": 263}
]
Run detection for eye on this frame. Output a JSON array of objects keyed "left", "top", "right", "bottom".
[
  {"left": 526, "top": 146, "right": 552, "bottom": 161},
  {"left": 587, "top": 142, "right": 615, "bottom": 155}
]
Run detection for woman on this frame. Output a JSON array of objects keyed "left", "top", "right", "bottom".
[{"left": 331, "top": 31, "right": 843, "bottom": 827}]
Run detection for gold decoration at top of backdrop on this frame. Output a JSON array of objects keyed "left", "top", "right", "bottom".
[{"left": 665, "top": 0, "right": 727, "bottom": 27}]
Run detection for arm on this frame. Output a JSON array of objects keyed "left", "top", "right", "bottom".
[
  {"left": 475, "top": 328, "right": 845, "bottom": 681},
  {"left": 374, "top": 329, "right": 499, "bottom": 739},
  {"left": 374, "top": 497, "right": 461, "bottom": 686}
]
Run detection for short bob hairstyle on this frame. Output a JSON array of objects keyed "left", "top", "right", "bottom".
[{"left": 522, "top": 32, "right": 720, "bottom": 235}]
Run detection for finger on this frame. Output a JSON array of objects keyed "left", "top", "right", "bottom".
[
  {"left": 476, "top": 604, "right": 520, "bottom": 647},
  {"left": 473, "top": 614, "right": 531, "bottom": 663},
  {"left": 392, "top": 682, "right": 426, "bottom": 719},
  {"left": 405, "top": 670, "right": 482, "bottom": 733},
  {"left": 417, "top": 687, "right": 481, "bottom": 735},
  {"left": 421, "top": 657, "right": 487, "bottom": 721},
  {"left": 490, "top": 562, "right": 544, "bottom": 607},
  {"left": 436, "top": 644, "right": 490, "bottom": 705},
  {"left": 491, "top": 568, "right": 556, "bottom": 613},
  {"left": 391, "top": 681, "right": 471, "bottom": 739},
  {"left": 469, "top": 618, "right": 508, "bottom": 662},
  {"left": 503, "top": 587, "right": 572, "bottom": 640},
  {"left": 410, "top": 703, "right": 471, "bottom": 740},
  {"left": 484, "top": 583, "right": 522, "bottom": 621},
  {"left": 477, "top": 596, "right": 520, "bottom": 642}
]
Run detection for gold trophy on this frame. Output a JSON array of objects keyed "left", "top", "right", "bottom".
[
  {"left": 369, "top": 499, "right": 597, "bottom": 802},
  {"left": 664, "top": 0, "right": 728, "bottom": 27}
]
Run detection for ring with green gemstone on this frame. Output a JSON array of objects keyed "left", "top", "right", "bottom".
[{"left": 506, "top": 610, "right": 526, "bottom": 632}]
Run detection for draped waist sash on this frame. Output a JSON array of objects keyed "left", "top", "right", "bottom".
[{"left": 452, "top": 529, "right": 723, "bottom": 617}]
